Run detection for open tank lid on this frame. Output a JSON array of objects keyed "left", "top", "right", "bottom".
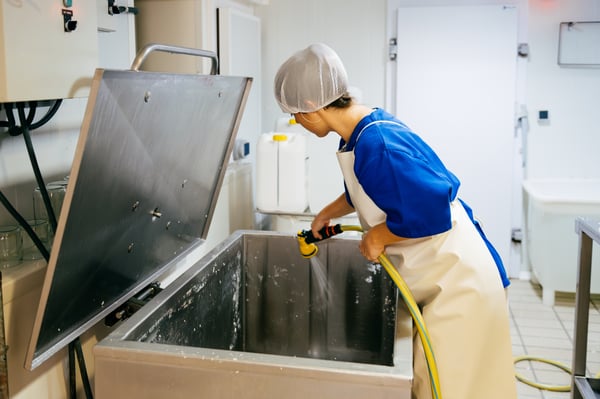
[{"left": 25, "top": 51, "right": 252, "bottom": 369}]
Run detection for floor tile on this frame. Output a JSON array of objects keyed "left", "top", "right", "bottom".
[{"left": 508, "top": 279, "right": 589, "bottom": 398}]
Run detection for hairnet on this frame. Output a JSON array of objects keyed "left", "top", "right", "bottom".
[{"left": 274, "top": 43, "right": 348, "bottom": 114}]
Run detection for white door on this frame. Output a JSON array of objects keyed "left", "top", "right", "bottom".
[
  {"left": 218, "top": 7, "right": 261, "bottom": 163},
  {"left": 394, "top": 5, "right": 518, "bottom": 275}
]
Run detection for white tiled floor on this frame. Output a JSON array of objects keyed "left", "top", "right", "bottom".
[{"left": 509, "top": 278, "right": 600, "bottom": 399}]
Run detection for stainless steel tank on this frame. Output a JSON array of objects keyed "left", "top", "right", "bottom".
[{"left": 94, "top": 230, "right": 412, "bottom": 399}]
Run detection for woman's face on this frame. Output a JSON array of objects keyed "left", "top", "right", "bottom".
[{"left": 293, "top": 112, "right": 330, "bottom": 138}]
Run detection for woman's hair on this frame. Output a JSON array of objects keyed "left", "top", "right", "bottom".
[{"left": 325, "top": 93, "right": 353, "bottom": 109}]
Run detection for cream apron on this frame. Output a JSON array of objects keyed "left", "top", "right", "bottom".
[{"left": 336, "top": 125, "right": 517, "bottom": 399}]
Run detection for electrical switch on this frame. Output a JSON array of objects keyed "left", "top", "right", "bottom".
[
  {"left": 62, "top": 9, "right": 78, "bottom": 32},
  {"left": 108, "top": 0, "right": 139, "bottom": 15},
  {"left": 63, "top": 0, "right": 73, "bottom": 7},
  {"left": 537, "top": 110, "right": 550, "bottom": 126}
]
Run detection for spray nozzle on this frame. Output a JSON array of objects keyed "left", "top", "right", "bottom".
[
  {"left": 296, "top": 224, "right": 343, "bottom": 258},
  {"left": 297, "top": 233, "right": 318, "bottom": 258}
]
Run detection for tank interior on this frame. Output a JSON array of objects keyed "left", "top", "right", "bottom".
[{"left": 122, "top": 232, "right": 398, "bottom": 366}]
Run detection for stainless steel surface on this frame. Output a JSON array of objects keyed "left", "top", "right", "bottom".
[
  {"left": 95, "top": 231, "right": 412, "bottom": 399},
  {"left": 574, "top": 377, "right": 600, "bottom": 399},
  {"left": 127, "top": 232, "right": 396, "bottom": 364},
  {"left": 131, "top": 43, "right": 219, "bottom": 74},
  {"left": 572, "top": 218, "right": 600, "bottom": 399},
  {"left": 25, "top": 67, "right": 252, "bottom": 370}
]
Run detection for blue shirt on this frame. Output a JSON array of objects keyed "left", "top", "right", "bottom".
[{"left": 340, "top": 108, "right": 510, "bottom": 287}]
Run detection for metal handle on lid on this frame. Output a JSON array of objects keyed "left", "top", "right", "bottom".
[{"left": 131, "top": 43, "right": 219, "bottom": 75}]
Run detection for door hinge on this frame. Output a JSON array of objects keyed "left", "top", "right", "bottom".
[{"left": 389, "top": 38, "right": 397, "bottom": 61}]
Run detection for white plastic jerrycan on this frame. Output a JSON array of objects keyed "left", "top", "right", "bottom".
[{"left": 256, "top": 132, "right": 308, "bottom": 213}]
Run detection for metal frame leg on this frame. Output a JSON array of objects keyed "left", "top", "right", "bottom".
[{"left": 572, "top": 228, "right": 593, "bottom": 399}]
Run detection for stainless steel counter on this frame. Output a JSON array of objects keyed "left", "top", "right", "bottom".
[{"left": 572, "top": 218, "right": 600, "bottom": 399}]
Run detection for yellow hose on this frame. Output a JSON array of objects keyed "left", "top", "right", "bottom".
[
  {"left": 378, "top": 251, "right": 442, "bottom": 399},
  {"left": 339, "top": 226, "right": 580, "bottom": 396},
  {"left": 513, "top": 355, "right": 571, "bottom": 392},
  {"left": 340, "top": 225, "right": 443, "bottom": 399}
]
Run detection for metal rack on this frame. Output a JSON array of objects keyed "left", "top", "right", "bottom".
[{"left": 572, "top": 218, "right": 600, "bottom": 399}]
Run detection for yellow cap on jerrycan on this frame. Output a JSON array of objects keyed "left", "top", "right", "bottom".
[{"left": 272, "top": 134, "right": 288, "bottom": 142}]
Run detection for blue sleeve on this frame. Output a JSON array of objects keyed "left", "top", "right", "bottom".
[{"left": 354, "top": 134, "right": 456, "bottom": 238}]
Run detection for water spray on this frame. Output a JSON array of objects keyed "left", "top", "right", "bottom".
[{"left": 296, "top": 223, "right": 442, "bottom": 399}]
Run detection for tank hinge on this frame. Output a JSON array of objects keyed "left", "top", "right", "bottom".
[{"left": 104, "top": 282, "right": 163, "bottom": 326}]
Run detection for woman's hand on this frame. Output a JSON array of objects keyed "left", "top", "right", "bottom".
[
  {"left": 359, "top": 222, "right": 405, "bottom": 262},
  {"left": 360, "top": 229, "right": 385, "bottom": 262},
  {"left": 311, "top": 216, "right": 330, "bottom": 240},
  {"left": 311, "top": 193, "right": 355, "bottom": 240}
]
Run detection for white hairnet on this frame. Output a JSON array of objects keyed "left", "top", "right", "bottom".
[{"left": 274, "top": 43, "right": 348, "bottom": 114}]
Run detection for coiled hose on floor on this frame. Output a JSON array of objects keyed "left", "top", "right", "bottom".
[
  {"left": 513, "top": 355, "right": 571, "bottom": 392},
  {"left": 297, "top": 224, "right": 442, "bottom": 399}
]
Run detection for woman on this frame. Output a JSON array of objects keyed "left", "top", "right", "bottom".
[{"left": 274, "top": 43, "right": 517, "bottom": 399}]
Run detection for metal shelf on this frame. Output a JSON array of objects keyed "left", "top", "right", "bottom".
[
  {"left": 574, "top": 377, "right": 600, "bottom": 398},
  {"left": 572, "top": 218, "right": 600, "bottom": 399}
]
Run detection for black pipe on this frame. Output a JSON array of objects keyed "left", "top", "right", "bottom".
[
  {"left": 17, "top": 103, "right": 58, "bottom": 233},
  {"left": 0, "top": 103, "right": 7, "bottom": 128},
  {"left": 30, "top": 99, "right": 62, "bottom": 130},
  {"left": 3, "top": 103, "right": 19, "bottom": 136},
  {"left": 68, "top": 342, "right": 75, "bottom": 399},
  {"left": 74, "top": 338, "right": 93, "bottom": 399},
  {"left": 25, "top": 101, "right": 37, "bottom": 126},
  {"left": 0, "top": 191, "right": 50, "bottom": 262}
]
